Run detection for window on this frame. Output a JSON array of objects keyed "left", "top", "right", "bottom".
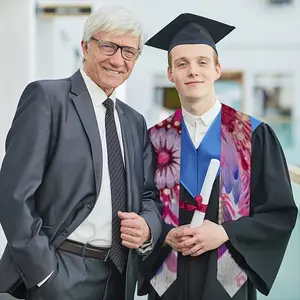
[{"left": 266, "top": 0, "right": 293, "bottom": 5}]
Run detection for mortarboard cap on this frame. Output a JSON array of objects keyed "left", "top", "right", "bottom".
[{"left": 145, "top": 13, "right": 235, "bottom": 54}]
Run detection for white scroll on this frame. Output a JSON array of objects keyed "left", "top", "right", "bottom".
[{"left": 190, "top": 159, "right": 220, "bottom": 228}]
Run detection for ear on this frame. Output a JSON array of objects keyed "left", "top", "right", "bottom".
[
  {"left": 81, "top": 40, "right": 89, "bottom": 60},
  {"left": 168, "top": 67, "right": 174, "bottom": 83},
  {"left": 215, "top": 63, "right": 222, "bottom": 80}
]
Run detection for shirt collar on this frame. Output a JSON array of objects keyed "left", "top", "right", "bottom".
[
  {"left": 80, "top": 68, "right": 116, "bottom": 106},
  {"left": 182, "top": 99, "right": 221, "bottom": 127}
]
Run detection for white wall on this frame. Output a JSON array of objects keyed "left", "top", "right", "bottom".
[
  {"left": 0, "top": 0, "right": 36, "bottom": 162},
  {"left": 36, "top": 18, "right": 56, "bottom": 79},
  {"left": 0, "top": 0, "right": 36, "bottom": 255},
  {"left": 36, "top": 16, "right": 85, "bottom": 80}
]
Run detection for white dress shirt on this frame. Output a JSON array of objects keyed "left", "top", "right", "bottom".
[
  {"left": 182, "top": 100, "right": 221, "bottom": 148},
  {"left": 68, "top": 69, "right": 124, "bottom": 247}
]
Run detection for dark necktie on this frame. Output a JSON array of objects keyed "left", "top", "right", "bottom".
[{"left": 103, "top": 98, "right": 127, "bottom": 273}]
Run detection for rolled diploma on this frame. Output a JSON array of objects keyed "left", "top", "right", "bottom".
[{"left": 190, "top": 159, "right": 220, "bottom": 228}]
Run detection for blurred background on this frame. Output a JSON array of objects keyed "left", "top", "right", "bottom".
[{"left": 0, "top": 0, "right": 299, "bottom": 299}]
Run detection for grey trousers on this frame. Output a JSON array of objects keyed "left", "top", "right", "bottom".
[{"left": 25, "top": 249, "right": 126, "bottom": 300}]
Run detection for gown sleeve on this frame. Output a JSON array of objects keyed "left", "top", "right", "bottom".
[
  {"left": 222, "top": 122, "right": 298, "bottom": 295},
  {"left": 138, "top": 222, "right": 175, "bottom": 295}
]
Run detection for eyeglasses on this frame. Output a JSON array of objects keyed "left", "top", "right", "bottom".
[{"left": 91, "top": 37, "right": 140, "bottom": 61}]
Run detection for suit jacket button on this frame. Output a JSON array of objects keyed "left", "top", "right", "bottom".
[
  {"left": 62, "top": 229, "right": 68, "bottom": 236},
  {"left": 86, "top": 202, "right": 94, "bottom": 209}
]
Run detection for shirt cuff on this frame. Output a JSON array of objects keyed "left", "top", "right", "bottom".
[
  {"left": 37, "top": 270, "right": 54, "bottom": 287},
  {"left": 137, "top": 235, "right": 153, "bottom": 255}
]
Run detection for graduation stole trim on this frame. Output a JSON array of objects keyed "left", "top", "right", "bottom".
[{"left": 148, "top": 104, "right": 252, "bottom": 297}]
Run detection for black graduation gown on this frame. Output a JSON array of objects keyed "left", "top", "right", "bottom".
[{"left": 138, "top": 122, "right": 298, "bottom": 300}]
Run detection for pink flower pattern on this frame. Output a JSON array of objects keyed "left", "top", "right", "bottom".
[
  {"left": 149, "top": 110, "right": 182, "bottom": 227},
  {"left": 218, "top": 104, "right": 252, "bottom": 294},
  {"left": 150, "top": 127, "right": 180, "bottom": 190},
  {"left": 219, "top": 105, "right": 252, "bottom": 224}
]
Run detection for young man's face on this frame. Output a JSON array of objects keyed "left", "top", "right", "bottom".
[
  {"left": 81, "top": 31, "right": 140, "bottom": 95},
  {"left": 168, "top": 44, "right": 221, "bottom": 101}
]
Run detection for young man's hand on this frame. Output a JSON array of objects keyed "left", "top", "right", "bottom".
[
  {"left": 164, "top": 225, "right": 192, "bottom": 252},
  {"left": 176, "top": 220, "right": 229, "bottom": 256}
]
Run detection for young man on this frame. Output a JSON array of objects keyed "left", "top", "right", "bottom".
[
  {"left": 138, "top": 13, "right": 298, "bottom": 300},
  {"left": 0, "top": 6, "right": 162, "bottom": 300}
]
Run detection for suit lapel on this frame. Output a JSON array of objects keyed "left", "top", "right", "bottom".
[
  {"left": 70, "top": 70, "right": 102, "bottom": 197},
  {"left": 116, "top": 100, "right": 134, "bottom": 212}
]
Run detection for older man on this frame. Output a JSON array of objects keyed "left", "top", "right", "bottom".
[{"left": 0, "top": 6, "right": 162, "bottom": 300}]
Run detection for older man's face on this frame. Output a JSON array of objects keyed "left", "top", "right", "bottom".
[{"left": 82, "top": 31, "right": 140, "bottom": 96}]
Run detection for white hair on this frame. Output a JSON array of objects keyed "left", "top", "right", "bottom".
[{"left": 82, "top": 6, "right": 146, "bottom": 51}]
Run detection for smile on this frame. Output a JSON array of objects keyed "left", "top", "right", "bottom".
[
  {"left": 104, "top": 67, "right": 122, "bottom": 74},
  {"left": 185, "top": 81, "right": 204, "bottom": 85}
]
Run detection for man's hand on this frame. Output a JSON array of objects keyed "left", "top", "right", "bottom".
[
  {"left": 177, "top": 220, "right": 229, "bottom": 256},
  {"left": 164, "top": 225, "right": 192, "bottom": 252},
  {"left": 118, "top": 212, "right": 150, "bottom": 249}
]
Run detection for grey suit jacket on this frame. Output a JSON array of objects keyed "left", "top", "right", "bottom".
[{"left": 0, "top": 70, "right": 162, "bottom": 300}]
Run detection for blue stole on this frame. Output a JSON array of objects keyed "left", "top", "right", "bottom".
[{"left": 181, "top": 112, "right": 261, "bottom": 199}]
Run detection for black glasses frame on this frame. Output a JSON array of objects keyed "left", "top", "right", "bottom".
[{"left": 91, "top": 37, "right": 140, "bottom": 61}]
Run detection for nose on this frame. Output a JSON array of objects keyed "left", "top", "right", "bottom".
[
  {"left": 188, "top": 63, "right": 199, "bottom": 77},
  {"left": 109, "top": 48, "right": 125, "bottom": 68}
]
